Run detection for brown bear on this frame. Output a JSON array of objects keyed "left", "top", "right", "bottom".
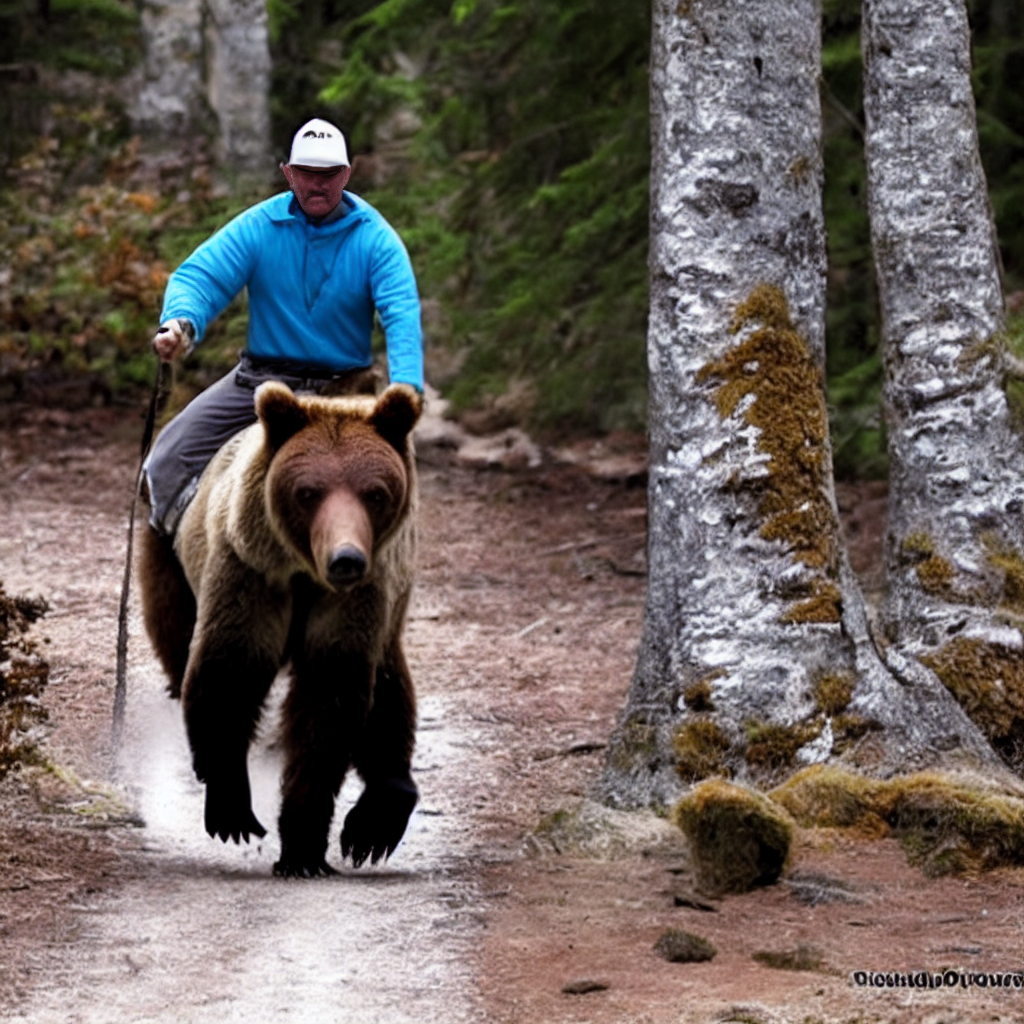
[{"left": 138, "top": 380, "right": 423, "bottom": 877}]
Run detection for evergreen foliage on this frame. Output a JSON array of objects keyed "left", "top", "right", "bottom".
[{"left": 312, "top": 0, "right": 652, "bottom": 434}]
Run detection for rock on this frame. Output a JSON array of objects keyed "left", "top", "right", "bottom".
[
  {"left": 653, "top": 928, "right": 716, "bottom": 963},
  {"left": 673, "top": 780, "right": 794, "bottom": 895},
  {"left": 456, "top": 428, "right": 542, "bottom": 471},
  {"left": 560, "top": 978, "right": 610, "bottom": 995}
]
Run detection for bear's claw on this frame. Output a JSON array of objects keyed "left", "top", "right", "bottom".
[
  {"left": 340, "top": 777, "right": 418, "bottom": 867},
  {"left": 272, "top": 856, "right": 337, "bottom": 878},
  {"left": 204, "top": 779, "right": 267, "bottom": 844}
]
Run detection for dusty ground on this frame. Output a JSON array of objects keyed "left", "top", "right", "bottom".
[{"left": 1, "top": 404, "right": 1023, "bottom": 1024}]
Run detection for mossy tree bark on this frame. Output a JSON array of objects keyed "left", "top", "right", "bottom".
[
  {"left": 599, "top": 0, "right": 996, "bottom": 809},
  {"left": 863, "top": 0, "right": 1024, "bottom": 771},
  {"left": 133, "top": 0, "right": 272, "bottom": 178}
]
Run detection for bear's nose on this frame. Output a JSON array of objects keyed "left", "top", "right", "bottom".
[{"left": 327, "top": 545, "right": 368, "bottom": 586}]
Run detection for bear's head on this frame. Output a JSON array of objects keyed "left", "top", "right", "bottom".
[{"left": 255, "top": 381, "right": 422, "bottom": 590}]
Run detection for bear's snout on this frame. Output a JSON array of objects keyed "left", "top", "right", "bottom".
[
  {"left": 311, "top": 489, "right": 374, "bottom": 589},
  {"left": 327, "top": 545, "right": 368, "bottom": 587}
]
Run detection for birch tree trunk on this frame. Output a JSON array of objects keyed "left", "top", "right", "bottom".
[
  {"left": 600, "top": 0, "right": 996, "bottom": 809},
  {"left": 133, "top": 0, "right": 210, "bottom": 141},
  {"left": 205, "top": 0, "right": 273, "bottom": 176},
  {"left": 132, "top": 0, "right": 272, "bottom": 178},
  {"left": 864, "top": 0, "right": 1024, "bottom": 771}
]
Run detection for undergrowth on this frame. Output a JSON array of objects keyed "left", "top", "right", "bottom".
[{"left": 0, "top": 582, "right": 50, "bottom": 776}]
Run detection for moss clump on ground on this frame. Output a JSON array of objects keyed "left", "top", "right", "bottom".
[
  {"left": 889, "top": 774, "right": 1024, "bottom": 875},
  {"left": 674, "top": 718, "right": 732, "bottom": 783},
  {"left": 674, "top": 779, "right": 794, "bottom": 895},
  {"left": 696, "top": 284, "right": 841, "bottom": 622},
  {"left": 744, "top": 719, "right": 822, "bottom": 774},
  {"left": 921, "top": 637, "right": 1024, "bottom": 771},
  {"left": 770, "top": 765, "right": 1024, "bottom": 876},
  {"left": 0, "top": 583, "right": 50, "bottom": 775},
  {"left": 752, "top": 945, "right": 825, "bottom": 972},
  {"left": 653, "top": 928, "right": 716, "bottom": 963},
  {"left": 770, "top": 764, "right": 893, "bottom": 834}
]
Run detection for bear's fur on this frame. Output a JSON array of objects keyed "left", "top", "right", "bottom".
[{"left": 138, "top": 381, "right": 423, "bottom": 877}]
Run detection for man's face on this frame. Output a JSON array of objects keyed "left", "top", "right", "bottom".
[{"left": 282, "top": 163, "right": 351, "bottom": 219}]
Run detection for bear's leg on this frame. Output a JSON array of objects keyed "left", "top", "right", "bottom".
[
  {"left": 138, "top": 523, "right": 196, "bottom": 698},
  {"left": 274, "top": 648, "right": 375, "bottom": 877},
  {"left": 341, "top": 642, "right": 419, "bottom": 868},
  {"left": 183, "top": 552, "right": 289, "bottom": 844}
]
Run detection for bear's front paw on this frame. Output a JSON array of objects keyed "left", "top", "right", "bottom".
[
  {"left": 204, "top": 775, "right": 267, "bottom": 844},
  {"left": 340, "top": 777, "right": 418, "bottom": 867}
]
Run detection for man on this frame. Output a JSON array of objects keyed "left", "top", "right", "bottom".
[{"left": 144, "top": 118, "right": 424, "bottom": 536}]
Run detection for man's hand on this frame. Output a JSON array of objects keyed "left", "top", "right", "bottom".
[{"left": 152, "top": 319, "right": 195, "bottom": 363}]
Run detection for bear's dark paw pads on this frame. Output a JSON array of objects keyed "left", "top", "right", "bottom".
[
  {"left": 272, "top": 855, "right": 337, "bottom": 879},
  {"left": 340, "top": 777, "right": 418, "bottom": 868},
  {"left": 204, "top": 785, "right": 267, "bottom": 844}
]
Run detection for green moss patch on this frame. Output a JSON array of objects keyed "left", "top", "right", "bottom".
[
  {"left": 682, "top": 678, "right": 716, "bottom": 712},
  {"left": 915, "top": 555, "right": 957, "bottom": 597},
  {"left": 982, "top": 533, "right": 1024, "bottom": 619},
  {"left": 779, "top": 581, "right": 842, "bottom": 624},
  {"left": 744, "top": 719, "right": 822, "bottom": 773},
  {"left": 674, "top": 719, "right": 732, "bottom": 783},
  {"left": 771, "top": 765, "right": 1024, "bottom": 876},
  {"left": 770, "top": 764, "right": 893, "bottom": 834},
  {"left": 921, "top": 637, "right": 1024, "bottom": 771},
  {"left": 813, "top": 672, "right": 855, "bottom": 716},
  {"left": 674, "top": 779, "right": 794, "bottom": 895},
  {"left": 696, "top": 284, "right": 840, "bottom": 622},
  {"left": 752, "top": 945, "right": 825, "bottom": 972}
]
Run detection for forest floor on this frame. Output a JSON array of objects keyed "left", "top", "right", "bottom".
[{"left": 1, "top": 402, "right": 1023, "bottom": 1024}]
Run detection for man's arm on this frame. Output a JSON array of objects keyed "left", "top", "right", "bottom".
[
  {"left": 369, "top": 229, "right": 424, "bottom": 392},
  {"left": 160, "top": 208, "right": 263, "bottom": 345}
]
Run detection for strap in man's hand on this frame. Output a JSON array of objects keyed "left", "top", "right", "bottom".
[{"left": 152, "top": 318, "right": 195, "bottom": 362}]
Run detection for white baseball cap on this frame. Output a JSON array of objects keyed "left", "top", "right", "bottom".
[{"left": 288, "top": 118, "right": 350, "bottom": 168}]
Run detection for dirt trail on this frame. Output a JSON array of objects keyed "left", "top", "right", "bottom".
[
  {"left": 3, "top": 407, "right": 1024, "bottom": 1024},
  {"left": 0, "top": 406, "right": 645, "bottom": 1023}
]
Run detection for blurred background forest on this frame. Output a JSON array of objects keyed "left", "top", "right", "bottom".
[{"left": 1, "top": 0, "right": 1021, "bottom": 479}]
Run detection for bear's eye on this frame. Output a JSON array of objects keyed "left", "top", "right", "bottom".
[
  {"left": 295, "top": 485, "right": 322, "bottom": 508},
  {"left": 365, "top": 486, "right": 389, "bottom": 513}
]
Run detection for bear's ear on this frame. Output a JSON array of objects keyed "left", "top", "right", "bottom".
[
  {"left": 369, "top": 383, "right": 423, "bottom": 451},
  {"left": 255, "top": 381, "right": 309, "bottom": 451}
]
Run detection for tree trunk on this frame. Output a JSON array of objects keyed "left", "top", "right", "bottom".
[
  {"left": 205, "top": 0, "right": 273, "bottom": 176},
  {"left": 132, "top": 0, "right": 272, "bottom": 178},
  {"left": 133, "top": 0, "right": 210, "bottom": 141},
  {"left": 600, "top": 0, "right": 996, "bottom": 809},
  {"left": 863, "top": 0, "right": 1023, "bottom": 771}
]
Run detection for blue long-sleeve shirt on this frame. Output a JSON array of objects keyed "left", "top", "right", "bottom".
[{"left": 160, "top": 191, "right": 424, "bottom": 389}]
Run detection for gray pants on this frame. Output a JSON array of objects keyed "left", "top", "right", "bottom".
[{"left": 144, "top": 356, "right": 378, "bottom": 536}]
